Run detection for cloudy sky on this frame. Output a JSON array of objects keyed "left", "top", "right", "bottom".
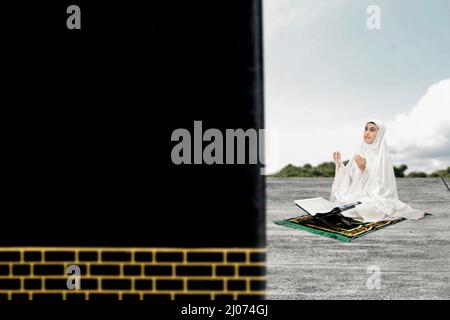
[{"left": 263, "top": 0, "right": 450, "bottom": 174}]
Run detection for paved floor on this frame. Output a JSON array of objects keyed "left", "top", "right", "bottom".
[{"left": 266, "top": 178, "right": 450, "bottom": 299}]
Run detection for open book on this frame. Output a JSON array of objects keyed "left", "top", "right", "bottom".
[{"left": 293, "top": 197, "right": 361, "bottom": 216}]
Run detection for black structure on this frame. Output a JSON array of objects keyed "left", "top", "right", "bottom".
[{"left": 4, "top": 1, "right": 265, "bottom": 248}]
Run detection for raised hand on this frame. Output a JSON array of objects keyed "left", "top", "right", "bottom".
[
  {"left": 333, "top": 151, "right": 342, "bottom": 167},
  {"left": 354, "top": 154, "right": 366, "bottom": 172}
]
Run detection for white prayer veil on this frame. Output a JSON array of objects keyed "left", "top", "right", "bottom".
[
  {"left": 348, "top": 119, "right": 398, "bottom": 200},
  {"left": 343, "top": 119, "right": 425, "bottom": 220}
]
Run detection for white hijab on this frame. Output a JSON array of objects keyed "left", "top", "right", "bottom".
[
  {"left": 345, "top": 119, "right": 425, "bottom": 220},
  {"left": 347, "top": 119, "right": 398, "bottom": 200}
]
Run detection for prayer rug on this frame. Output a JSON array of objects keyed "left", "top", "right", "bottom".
[{"left": 273, "top": 214, "right": 406, "bottom": 242}]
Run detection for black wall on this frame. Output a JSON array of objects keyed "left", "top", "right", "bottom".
[{"left": 4, "top": 1, "right": 265, "bottom": 247}]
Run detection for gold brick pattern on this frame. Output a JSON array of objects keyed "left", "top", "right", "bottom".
[{"left": 0, "top": 247, "right": 265, "bottom": 300}]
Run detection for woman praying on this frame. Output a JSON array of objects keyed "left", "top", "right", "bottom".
[{"left": 330, "top": 120, "right": 425, "bottom": 223}]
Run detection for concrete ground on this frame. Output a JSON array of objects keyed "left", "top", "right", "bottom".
[{"left": 266, "top": 178, "right": 450, "bottom": 299}]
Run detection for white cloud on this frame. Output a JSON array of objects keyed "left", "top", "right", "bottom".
[
  {"left": 265, "top": 79, "right": 450, "bottom": 175},
  {"left": 386, "top": 78, "right": 450, "bottom": 173}
]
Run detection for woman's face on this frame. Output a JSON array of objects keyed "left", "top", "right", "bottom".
[{"left": 364, "top": 122, "right": 379, "bottom": 144}]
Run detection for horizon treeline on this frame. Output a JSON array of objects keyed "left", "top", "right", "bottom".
[{"left": 270, "top": 161, "right": 450, "bottom": 178}]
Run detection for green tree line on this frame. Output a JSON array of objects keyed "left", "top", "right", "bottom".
[{"left": 270, "top": 162, "right": 450, "bottom": 178}]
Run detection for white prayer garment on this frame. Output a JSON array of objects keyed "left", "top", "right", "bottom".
[{"left": 330, "top": 119, "right": 425, "bottom": 223}]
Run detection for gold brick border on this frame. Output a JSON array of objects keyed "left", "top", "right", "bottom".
[{"left": 0, "top": 247, "right": 266, "bottom": 300}]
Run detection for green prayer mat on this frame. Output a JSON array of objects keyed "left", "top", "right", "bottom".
[{"left": 273, "top": 214, "right": 406, "bottom": 242}]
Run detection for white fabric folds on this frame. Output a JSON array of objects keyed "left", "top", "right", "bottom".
[{"left": 329, "top": 119, "right": 425, "bottom": 223}]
